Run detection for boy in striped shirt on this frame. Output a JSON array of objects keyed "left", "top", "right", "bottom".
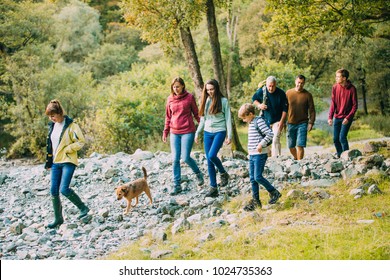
[{"left": 238, "top": 103, "right": 282, "bottom": 211}]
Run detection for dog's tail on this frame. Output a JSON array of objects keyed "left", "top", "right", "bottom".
[{"left": 142, "top": 167, "right": 147, "bottom": 180}]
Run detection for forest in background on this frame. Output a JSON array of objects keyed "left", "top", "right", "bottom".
[{"left": 0, "top": 0, "right": 389, "bottom": 159}]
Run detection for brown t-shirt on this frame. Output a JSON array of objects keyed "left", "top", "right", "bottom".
[{"left": 286, "top": 88, "right": 316, "bottom": 125}]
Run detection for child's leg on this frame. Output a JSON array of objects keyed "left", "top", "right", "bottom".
[
  {"left": 249, "top": 155, "right": 260, "bottom": 201},
  {"left": 253, "top": 154, "right": 276, "bottom": 193}
]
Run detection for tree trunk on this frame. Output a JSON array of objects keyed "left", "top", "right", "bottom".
[
  {"left": 357, "top": 67, "right": 368, "bottom": 115},
  {"left": 205, "top": 0, "right": 226, "bottom": 97},
  {"left": 179, "top": 27, "right": 204, "bottom": 99},
  {"left": 226, "top": 8, "right": 238, "bottom": 97},
  {"left": 205, "top": 0, "right": 245, "bottom": 154}
]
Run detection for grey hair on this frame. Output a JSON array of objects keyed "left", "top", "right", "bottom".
[{"left": 266, "top": 76, "right": 277, "bottom": 84}]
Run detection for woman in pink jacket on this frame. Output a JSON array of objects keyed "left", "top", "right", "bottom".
[{"left": 163, "top": 77, "right": 204, "bottom": 195}]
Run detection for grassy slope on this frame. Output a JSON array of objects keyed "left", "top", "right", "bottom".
[{"left": 104, "top": 173, "right": 389, "bottom": 260}]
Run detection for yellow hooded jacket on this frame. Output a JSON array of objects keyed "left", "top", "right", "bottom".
[{"left": 45, "top": 115, "right": 85, "bottom": 169}]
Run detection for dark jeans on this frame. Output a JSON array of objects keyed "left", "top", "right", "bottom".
[
  {"left": 333, "top": 118, "right": 353, "bottom": 157},
  {"left": 204, "top": 130, "right": 227, "bottom": 188},
  {"left": 249, "top": 154, "right": 276, "bottom": 200},
  {"left": 50, "top": 163, "right": 76, "bottom": 196}
]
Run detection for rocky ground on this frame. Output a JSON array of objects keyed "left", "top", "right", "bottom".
[{"left": 0, "top": 139, "right": 389, "bottom": 260}]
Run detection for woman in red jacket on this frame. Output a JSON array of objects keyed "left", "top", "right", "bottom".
[{"left": 163, "top": 77, "right": 204, "bottom": 195}]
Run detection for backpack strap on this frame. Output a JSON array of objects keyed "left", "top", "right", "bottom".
[
  {"left": 259, "top": 86, "right": 267, "bottom": 117},
  {"left": 253, "top": 116, "right": 264, "bottom": 137},
  {"left": 253, "top": 116, "right": 272, "bottom": 147}
]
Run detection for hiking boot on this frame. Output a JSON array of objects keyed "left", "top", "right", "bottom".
[
  {"left": 244, "top": 199, "right": 262, "bottom": 212},
  {"left": 268, "top": 189, "right": 282, "bottom": 204},
  {"left": 64, "top": 190, "right": 90, "bottom": 219},
  {"left": 47, "top": 196, "right": 64, "bottom": 229},
  {"left": 170, "top": 185, "right": 182, "bottom": 196},
  {"left": 219, "top": 172, "right": 229, "bottom": 187},
  {"left": 195, "top": 172, "right": 204, "bottom": 186},
  {"left": 205, "top": 187, "right": 219, "bottom": 198}
]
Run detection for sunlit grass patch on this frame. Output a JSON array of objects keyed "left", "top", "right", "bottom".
[{"left": 104, "top": 174, "right": 390, "bottom": 260}]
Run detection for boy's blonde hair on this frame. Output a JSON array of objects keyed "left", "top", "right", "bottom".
[{"left": 238, "top": 103, "right": 255, "bottom": 119}]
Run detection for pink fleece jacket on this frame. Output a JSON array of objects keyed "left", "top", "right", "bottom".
[{"left": 163, "top": 91, "right": 200, "bottom": 138}]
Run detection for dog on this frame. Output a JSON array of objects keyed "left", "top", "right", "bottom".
[{"left": 115, "top": 167, "right": 152, "bottom": 214}]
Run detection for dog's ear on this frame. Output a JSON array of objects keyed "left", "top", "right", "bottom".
[{"left": 121, "top": 186, "right": 128, "bottom": 193}]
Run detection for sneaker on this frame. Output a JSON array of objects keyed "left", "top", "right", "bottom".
[
  {"left": 170, "top": 185, "right": 182, "bottom": 196},
  {"left": 219, "top": 172, "right": 229, "bottom": 187},
  {"left": 195, "top": 172, "right": 204, "bottom": 186},
  {"left": 244, "top": 199, "right": 262, "bottom": 211},
  {"left": 268, "top": 189, "right": 282, "bottom": 204},
  {"left": 205, "top": 187, "right": 219, "bottom": 198}
]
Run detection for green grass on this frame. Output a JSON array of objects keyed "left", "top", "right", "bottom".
[
  {"left": 359, "top": 114, "right": 390, "bottom": 137},
  {"left": 104, "top": 173, "right": 390, "bottom": 260}
]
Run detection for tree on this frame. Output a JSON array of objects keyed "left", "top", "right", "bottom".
[
  {"left": 261, "top": 0, "right": 390, "bottom": 43},
  {"left": 84, "top": 43, "right": 138, "bottom": 80},
  {"left": 206, "top": 0, "right": 226, "bottom": 96},
  {"left": 204, "top": 0, "right": 245, "bottom": 153},
  {"left": 121, "top": 0, "right": 205, "bottom": 98},
  {"left": 0, "top": 0, "right": 55, "bottom": 55},
  {"left": 54, "top": 0, "right": 102, "bottom": 62}
]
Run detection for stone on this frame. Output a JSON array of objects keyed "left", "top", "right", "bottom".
[{"left": 0, "top": 146, "right": 387, "bottom": 260}]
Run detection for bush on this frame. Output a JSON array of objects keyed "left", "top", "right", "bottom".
[
  {"left": 359, "top": 115, "right": 390, "bottom": 137},
  {"left": 84, "top": 60, "right": 190, "bottom": 154}
]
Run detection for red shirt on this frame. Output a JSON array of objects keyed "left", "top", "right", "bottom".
[
  {"left": 328, "top": 81, "right": 358, "bottom": 121},
  {"left": 163, "top": 91, "right": 200, "bottom": 137}
]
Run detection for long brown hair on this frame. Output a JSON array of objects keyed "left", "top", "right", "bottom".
[
  {"left": 45, "top": 99, "right": 65, "bottom": 116},
  {"left": 199, "top": 79, "right": 224, "bottom": 116}
]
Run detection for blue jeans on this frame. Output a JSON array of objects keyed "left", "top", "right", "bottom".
[
  {"left": 333, "top": 118, "right": 353, "bottom": 157},
  {"left": 50, "top": 163, "right": 76, "bottom": 196},
  {"left": 249, "top": 154, "right": 276, "bottom": 200},
  {"left": 287, "top": 122, "right": 308, "bottom": 148},
  {"left": 204, "top": 131, "right": 227, "bottom": 188},
  {"left": 170, "top": 132, "right": 201, "bottom": 186}
]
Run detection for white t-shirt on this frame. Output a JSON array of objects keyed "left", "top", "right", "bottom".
[{"left": 51, "top": 120, "right": 65, "bottom": 155}]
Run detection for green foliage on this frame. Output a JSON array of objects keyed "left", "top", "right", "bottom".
[
  {"left": 84, "top": 60, "right": 191, "bottom": 154},
  {"left": 359, "top": 115, "right": 390, "bottom": 137},
  {"left": 262, "top": 0, "right": 390, "bottom": 43},
  {"left": 54, "top": 0, "right": 102, "bottom": 62},
  {"left": 84, "top": 43, "right": 138, "bottom": 80},
  {"left": 121, "top": 0, "right": 205, "bottom": 46},
  {"left": 0, "top": 0, "right": 56, "bottom": 52},
  {"left": 3, "top": 53, "right": 95, "bottom": 158},
  {"left": 104, "top": 23, "right": 147, "bottom": 51}
]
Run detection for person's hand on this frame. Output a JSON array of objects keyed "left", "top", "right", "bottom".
[
  {"left": 257, "top": 144, "right": 263, "bottom": 153},
  {"left": 328, "top": 119, "right": 333, "bottom": 126},
  {"left": 195, "top": 136, "right": 198, "bottom": 144},
  {"left": 308, "top": 123, "right": 313, "bottom": 132},
  {"left": 259, "top": 103, "right": 267, "bottom": 110},
  {"left": 162, "top": 135, "right": 167, "bottom": 143},
  {"left": 278, "top": 122, "right": 284, "bottom": 135},
  {"left": 225, "top": 138, "right": 231, "bottom": 145},
  {"left": 342, "top": 118, "right": 349, "bottom": 125}
]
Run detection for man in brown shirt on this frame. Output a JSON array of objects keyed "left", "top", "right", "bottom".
[{"left": 286, "top": 75, "right": 316, "bottom": 160}]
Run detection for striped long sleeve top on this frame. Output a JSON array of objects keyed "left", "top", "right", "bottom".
[{"left": 247, "top": 117, "right": 273, "bottom": 155}]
